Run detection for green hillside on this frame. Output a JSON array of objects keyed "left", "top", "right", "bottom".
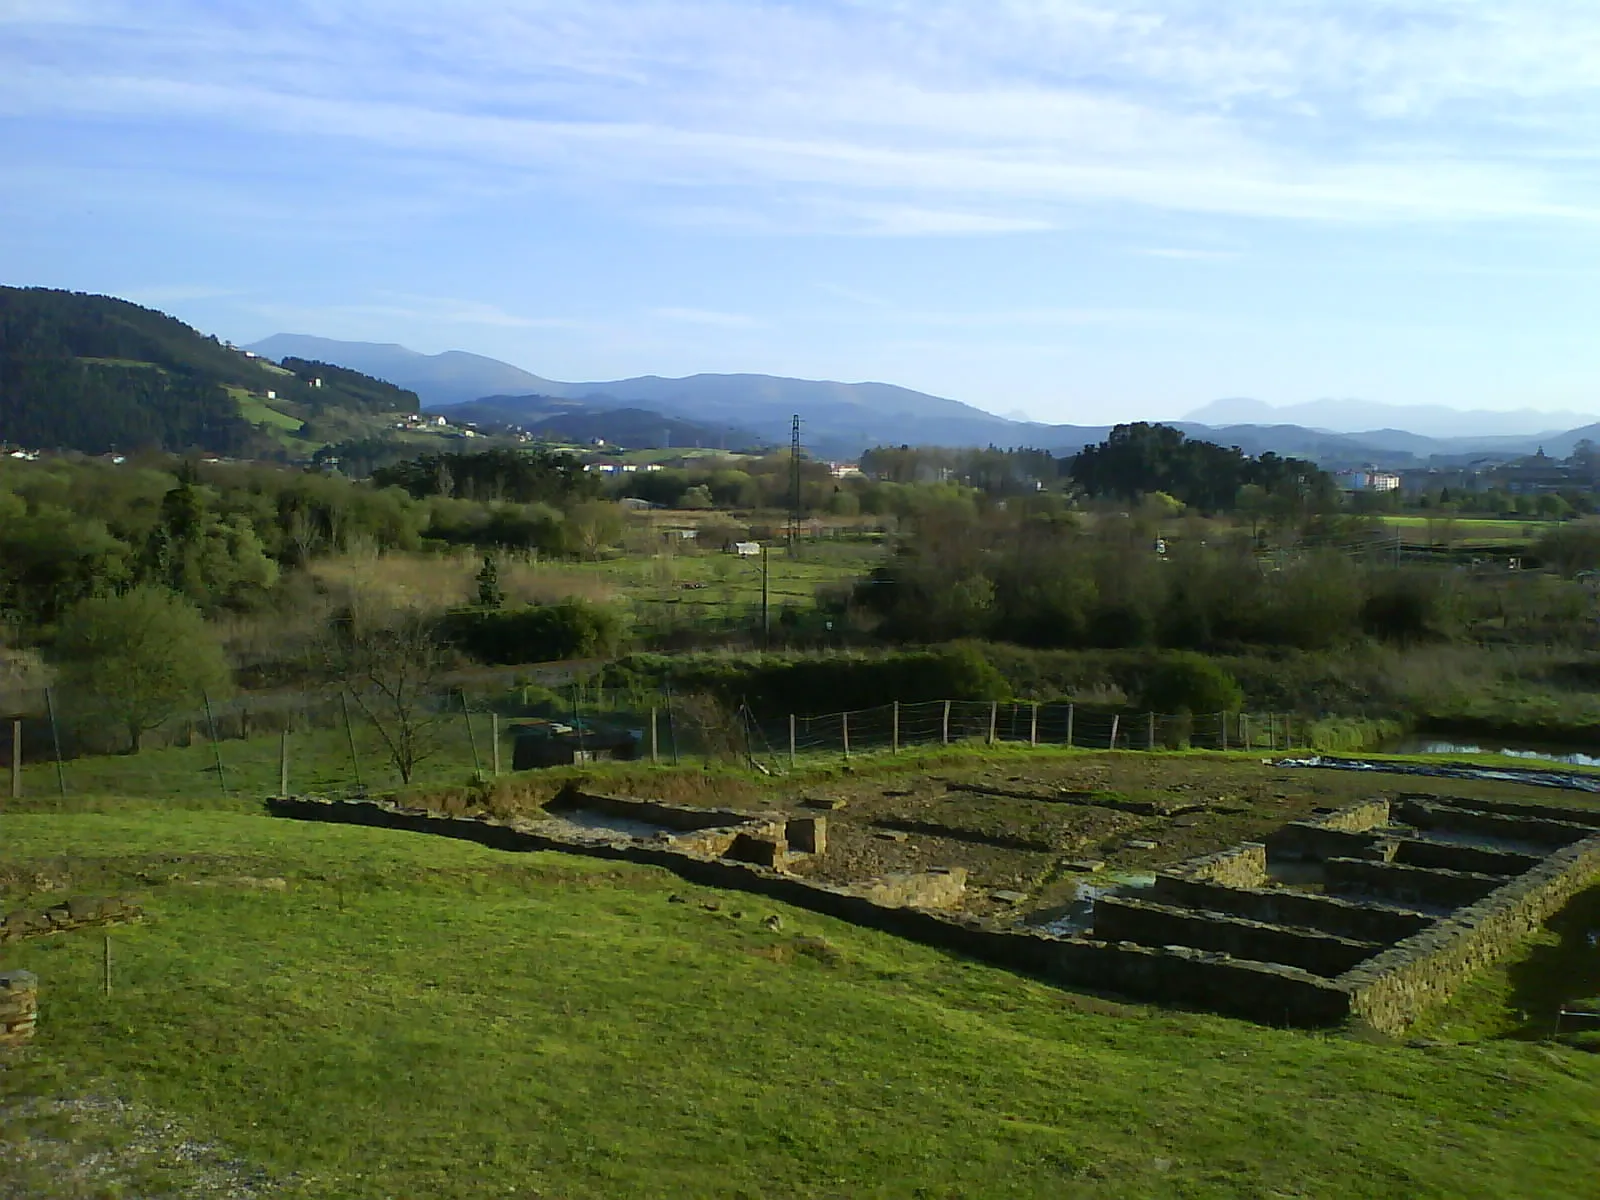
[{"left": 0, "top": 287, "right": 419, "bottom": 455}]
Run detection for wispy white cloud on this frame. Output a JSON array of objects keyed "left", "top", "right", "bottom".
[{"left": 6, "top": 2, "right": 1600, "bottom": 232}]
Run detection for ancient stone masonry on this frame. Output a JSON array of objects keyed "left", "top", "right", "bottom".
[
  {"left": 267, "top": 793, "right": 1354, "bottom": 1026},
  {"left": 267, "top": 790, "right": 1600, "bottom": 1032},
  {"left": 1, "top": 896, "right": 142, "bottom": 944},
  {"left": 0, "top": 970, "right": 38, "bottom": 1047},
  {"left": 1110, "top": 793, "right": 1600, "bottom": 1033}
]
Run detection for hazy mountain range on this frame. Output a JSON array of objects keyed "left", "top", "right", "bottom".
[
  {"left": 1182, "top": 397, "right": 1598, "bottom": 440},
  {"left": 247, "top": 334, "right": 1600, "bottom": 466}
]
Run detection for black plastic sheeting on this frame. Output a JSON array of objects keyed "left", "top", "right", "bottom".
[{"left": 1272, "top": 755, "right": 1600, "bottom": 794}]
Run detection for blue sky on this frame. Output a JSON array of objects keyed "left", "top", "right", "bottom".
[{"left": 6, "top": 1, "right": 1600, "bottom": 425}]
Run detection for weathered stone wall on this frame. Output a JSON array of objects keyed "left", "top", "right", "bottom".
[
  {"left": 1266, "top": 822, "right": 1386, "bottom": 863},
  {"left": 548, "top": 788, "right": 757, "bottom": 832},
  {"left": 1313, "top": 798, "right": 1392, "bottom": 833},
  {"left": 1324, "top": 857, "right": 1507, "bottom": 909},
  {"left": 1094, "top": 895, "right": 1381, "bottom": 977},
  {"left": 267, "top": 795, "right": 1353, "bottom": 1026},
  {"left": 1148, "top": 875, "right": 1433, "bottom": 944},
  {"left": 1394, "top": 798, "right": 1593, "bottom": 848},
  {"left": 850, "top": 868, "right": 967, "bottom": 909},
  {"left": 2, "top": 896, "right": 141, "bottom": 944},
  {"left": 1396, "top": 793, "right": 1600, "bottom": 829},
  {"left": 1343, "top": 833, "right": 1600, "bottom": 1034},
  {"left": 1391, "top": 839, "right": 1541, "bottom": 877},
  {"left": 1171, "top": 842, "right": 1268, "bottom": 888},
  {"left": 0, "top": 970, "right": 38, "bottom": 1047}
]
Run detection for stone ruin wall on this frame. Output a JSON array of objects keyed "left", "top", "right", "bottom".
[
  {"left": 1341, "top": 833, "right": 1600, "bottom": 1034},
  {"left": 268, "top": 794, "right": 1354, "bottom": 1027}
]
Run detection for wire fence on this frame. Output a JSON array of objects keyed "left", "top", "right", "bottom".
[{"left": 0, "top": 684, "right": 1314, "bottom": 804}]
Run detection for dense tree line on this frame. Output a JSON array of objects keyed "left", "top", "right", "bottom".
[
  {"left": 854, "top": 502, "right": 1455, "bottom": 652},
  {"left": 1070, "top": 422, "right": 1334, "bottom": 512},
  {"left": 372, "top": 448, "right": 599, "bottom": 506}
]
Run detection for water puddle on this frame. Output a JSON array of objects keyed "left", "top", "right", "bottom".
[
  {"left": 1035, "top": 872, "right": 1155, "bottom": 937},
  {"left": 543, "top": 810, "right": 675, "bottom": 841}
]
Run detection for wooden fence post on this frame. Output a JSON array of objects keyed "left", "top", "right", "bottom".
[
  {"left": 1148, "top": 711, "right": 1157, "bottom": 750},
  {"left": 45, "top": 688, "right": 66, "bottom": 801},
  {"left": 842, "top": 711, "right": 851, "bottom": 760},
  {"left": 278, "top": 730, "right": 289, "bottom": 798},
  {"left": 1065, "top": 703, "right": 1074, "bottom": 749},
  {"left": 892, "top": 701, "right": 900, "bottom": 755},
  {"left": 649, "top": 707, "right": 659, "bottom": 765},
  {"left": 1219, "top": 712, "right": 1228, "bottom": 752},
  {"left": 942, "top": 700, "right": 951, "bottom": 746},
  {"left": 1241, "top": 713, "right": 1250, "bottom": 750},
  {"left": 1109, "top": 713, "right": 1120, "bottom": 750},
  {"left": 987, "top": 701, "right": 998, "bottom": 745},
  {"left": 491, "top": 711, "right": 502, "bottom": 777},
  {"left": 1030, "top": 702, "right": 1038, "bottom": 747},
  {"left": 9, "top": 720, "right": 19, "bottom": 800},
  {"left": 789, "top": 713, "right": 797, "bottom": 768}
]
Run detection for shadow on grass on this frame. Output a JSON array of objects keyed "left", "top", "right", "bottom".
[{"left": 1504, "top": 882, "right": 1600, "bottom": 1038}]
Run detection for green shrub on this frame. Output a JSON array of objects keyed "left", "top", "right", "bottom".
[
  {"left": 442, "top": 601, "right": 624, "bottom": 665},
  {"left": 1137, "top": 652, "right": 1244, "bottom": 715},
  {"left": 599, "top": 643, "right": 1010, "bottom": 717}
]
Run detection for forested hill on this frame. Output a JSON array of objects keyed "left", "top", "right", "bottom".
[{"left": 0, "top": 287, "right": 418, "bottom": 455}]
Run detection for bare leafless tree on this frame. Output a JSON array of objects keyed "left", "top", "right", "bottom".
[{"left": 322, "top": 603, "right": 451, "bottom": 784}]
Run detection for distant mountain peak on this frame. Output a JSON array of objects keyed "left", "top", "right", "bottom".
[{"left": 1184, "top": 396, "right": 1599, "bottom": 439}]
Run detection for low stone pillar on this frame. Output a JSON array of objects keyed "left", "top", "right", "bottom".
[
  {"left": 0, "top": 970, "right": 38, "bottom": 1047},
  {"left": 786, "top": 816, "right": 827, "bottom": 856}
]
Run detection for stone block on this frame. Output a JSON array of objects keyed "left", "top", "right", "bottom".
[
  {"left": 853, "top": 867, "right": 968, "bottom": 910},
  {"left": 0, "top": 970, "right": 38, "bottom": 1048}
]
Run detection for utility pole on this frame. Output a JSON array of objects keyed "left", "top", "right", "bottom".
[
  {"left": 787, "top": 413, "right": 802, "bottom": 556},
  {"left": 761, "top": 543, "right": 770, "bottom": 648}
]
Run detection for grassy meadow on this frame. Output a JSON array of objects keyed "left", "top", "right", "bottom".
[{"left": 3, "top": 796, "right": 1600, "bottom": 1199}]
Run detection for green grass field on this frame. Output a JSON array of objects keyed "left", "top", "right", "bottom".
[
  {"left": 1377, "top": 515, "right": 1557, "bottom": 547},
  {"left": 3, "top": 798, "right": 1599, "bottom": 1199}
]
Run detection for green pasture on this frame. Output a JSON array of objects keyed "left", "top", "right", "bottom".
[
  {"left": 574, "top": 538, "right": 883, "bottom": 625},
  {"left": 2, "top": 800, "right": 1598, "bottom": 1198},
  {"left": 1376, "top": 515, "right": 1557, "bottom": 546}
]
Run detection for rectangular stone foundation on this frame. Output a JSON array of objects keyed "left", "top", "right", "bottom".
[
  {"left": 1094, "top": 895, "right": 1382, "bottom": 977},
  {"left": 1324, "top": 857, "right": 1509, "bottom": 909},
  {"left": 1149, "top": 875, "right": 1433, "bottom": 944}
]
